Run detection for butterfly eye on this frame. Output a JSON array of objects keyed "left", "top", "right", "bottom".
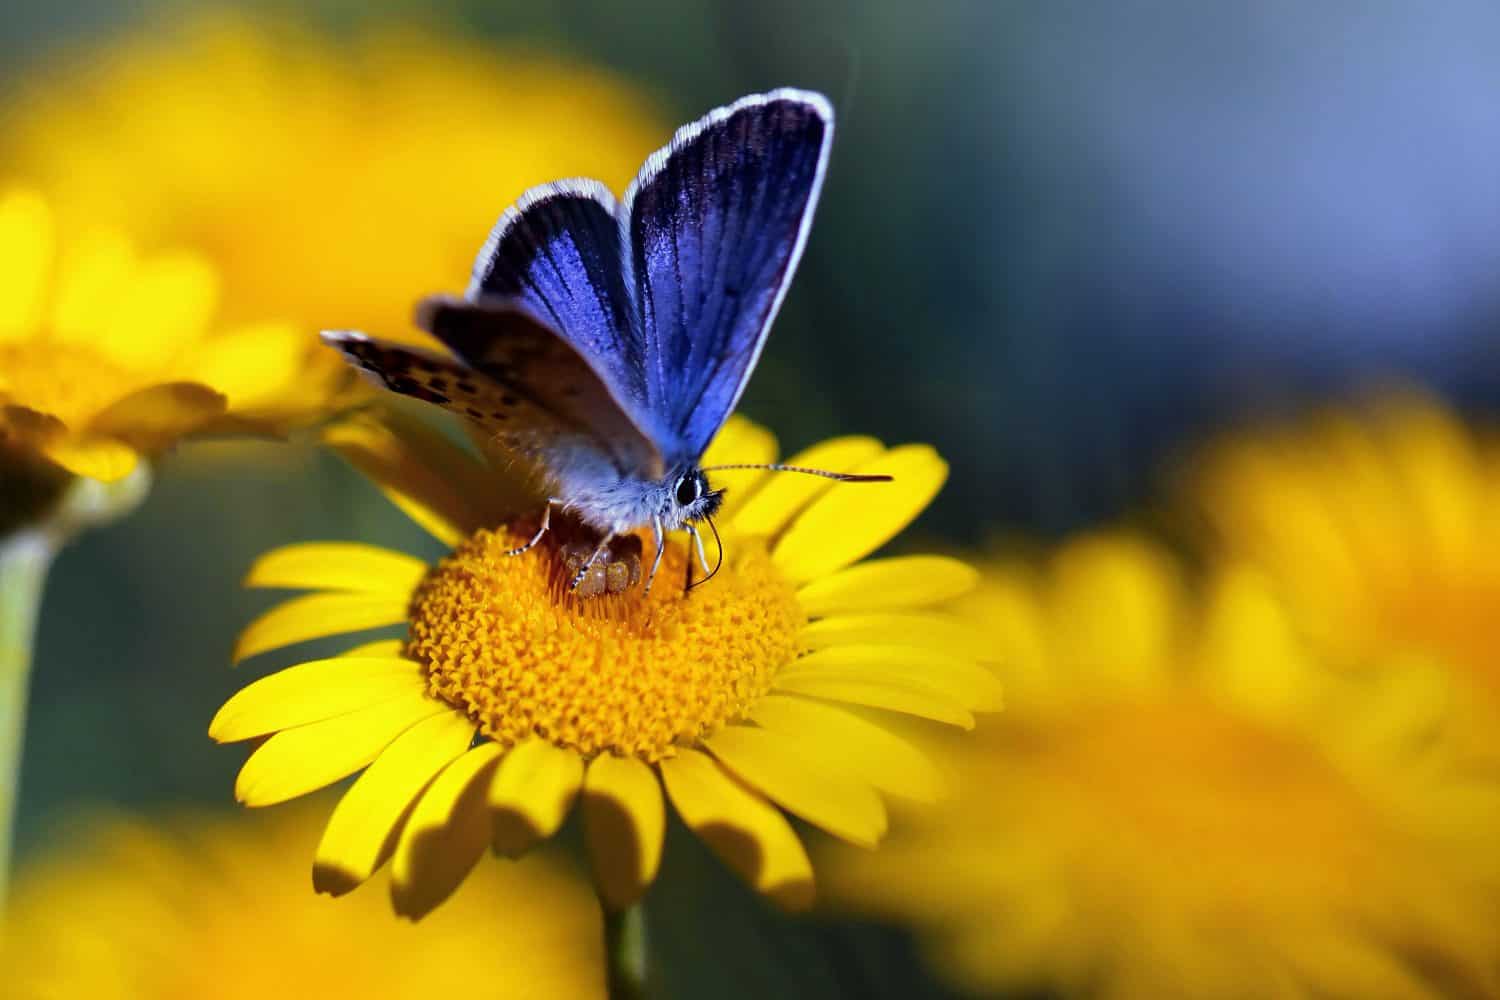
[{"left": 676, "top": 473, "right": 704, "bottom": 506}]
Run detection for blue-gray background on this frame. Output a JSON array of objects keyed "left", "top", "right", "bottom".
[{"left": 9, "top": 2, "right": 1500, "bottom": 997}]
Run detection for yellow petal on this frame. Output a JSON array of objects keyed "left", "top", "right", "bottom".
[
  {"left": 659, "top": 749, "right": 813, "bottom": 910},
  {"left": 40, "top": 437, "right": 140, "bottom": 483},
  {"left": 582, "top": 755, "right": 665, "bottom": 909},
  {"left": 181, "top": 321, "right": 309, "bottom": 410},
  {"left": 391, "top": 743, "right": 504, "bottom": 920},
  {"left": 783, "top": 644, "right": 1003, "bottom": 711},
  {"left": 488, "top": 738, "right": 584, "bottom": 856},
  {"left": 323, "top": 413, "right": 488, "bottom": 547},
  {"left": 209, "top": 656, "right": 424, "bottom": 742},
  {"left": 700, "top": 414, "right": 779, "bottom": 518},
  {"left": 244, "top": 542, "right": 428, "bottom": 594},
  {"left": 85, "top": 382, "right": 226, "bottom": 450},
  {"left": 49, "top": 229, "right": 135, "bottom": 346},
  {"left": 729, "top": 436, "right": 884, "bottom": 538},
  {"left": 800, "top": 612, "right": 991, "bottom": 660},
  {"left": 750, "top": 694, "right": 945, "bottom": 803},
  {"left": 796, "top": 555, "right": 978, "bottom": 617},
  {"left": 313, "top": 710, "right": 476, "bottom": 896},
  {"left": 770, "top": 676, "right": 974, "bottom": 729},
  {"left": 99, "top": 251, "right": 219, "bottom": 369},
  {"left": 773, "top": 445, "right": 947, "bottom": 583},
  {"left": 706, "top": 725, "right": 885, "bottom": 848},
  {"left": 0, "top": 190, "right": 53, "bottom": 341},
  {"left": 233, "top": 689, "right": 445, "bottom": 806},
  {"left": 1048, "top": 535, "right": 1181, "bottom": 692},
  {"left": 233, "top": 592, "right": 410, "bottom": 664}
]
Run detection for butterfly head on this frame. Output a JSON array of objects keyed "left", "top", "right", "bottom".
[{"left": 670, "top": 468, "right": 724, "bottom": 525}]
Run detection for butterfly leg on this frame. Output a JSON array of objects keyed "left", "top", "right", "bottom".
[
  {"left": 643, "top": 517, "right": 667, "bottom": 595},
  {"left": 683, "top": 522, "right": 711, "bottom": 591},
  {"left": 505, "top": 499, "right": 560, "bottom": 557},
  {"left": 567, "top": 531, "right": 615, "bottom": 592}
]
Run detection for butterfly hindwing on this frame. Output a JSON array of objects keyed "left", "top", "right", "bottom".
[
  {"left": 415, "top": 295, "right": 662, "bottom": 480},
  {"left": 622, "top": 89, "right": 833, "bottom": 464},
  {"left": 322, "top": 299, "right": 661, "bottom": 488},
  {"left": 321, "top": 331, "right": 544, "bottom": 457}
]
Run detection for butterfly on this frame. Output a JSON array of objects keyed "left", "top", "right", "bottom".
[{"left": 323, "top": 89, "right": 888, "bottom": 595}]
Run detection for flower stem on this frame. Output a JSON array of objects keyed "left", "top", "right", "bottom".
[
  {"left": 0, "top": 464, "right": 150, "bottom": 905},
  {"left": 0, "top": 531, "right": 53, "bottom": 905},
  {"left": 603, "top": 902, "right": 650, "bottom": 1000}
]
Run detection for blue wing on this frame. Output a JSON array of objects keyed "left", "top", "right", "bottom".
[
  {"left": 621, "top": 89, "right": 833, "bottom": 464},
  {"left": 462, "top": 91, "right": 833, "bottom": 468},
  {"left": 466, "top": 181, "right": 648, "bottom": 418}
]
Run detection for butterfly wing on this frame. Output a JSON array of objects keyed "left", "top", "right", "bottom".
[
  {"left": 621, "top": 89, "right": 834, "bottom": 465},
  {"left": 466, "top": 180, "right": 651, "bottom": 427},
  {"left": 322, "top": 296, "right": 663, "bottom": 489}
]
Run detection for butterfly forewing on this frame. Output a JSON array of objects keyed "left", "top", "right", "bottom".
[{"left": 622, "top": 89, "right": 833, "bottom": 464}]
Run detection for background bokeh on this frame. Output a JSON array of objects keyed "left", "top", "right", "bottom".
[{"left": 8, "top": 2, "right": 1500, "bottom": 998}]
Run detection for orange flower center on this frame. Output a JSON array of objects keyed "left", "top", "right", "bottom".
[{"left": 406, "top": 526, "right": 805, "bottom": 761}]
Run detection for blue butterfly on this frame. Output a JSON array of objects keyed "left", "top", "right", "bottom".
[{"left": 324, "top": 89, "right": 887, "bottom": 594}]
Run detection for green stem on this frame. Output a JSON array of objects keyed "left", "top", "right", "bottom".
[
  {"left": 0, "top": 464, "right": 150, "bottom": 906},
  {"left": 0, "top": 532, "right": 54, "bottom": 905},
  {"left": 603, "top": 902, "right": 650, "bottom": 1000}
]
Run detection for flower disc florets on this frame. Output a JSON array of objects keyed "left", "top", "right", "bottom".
[{"left": 407, "top": 525, "right": 804, "bottom": 761}]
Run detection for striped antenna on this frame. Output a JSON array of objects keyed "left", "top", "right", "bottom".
[{"left": 699, "top": 463, "right": 893, "bottom": 482}]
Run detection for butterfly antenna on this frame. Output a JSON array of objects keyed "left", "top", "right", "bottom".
[
  {"left": 686, "top": 514, "right": 725, "bottom": 592},
  {"left": 699, "top": 462, "right": 893, "bottom": 483}
]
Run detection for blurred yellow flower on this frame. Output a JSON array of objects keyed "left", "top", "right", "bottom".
[
  {"left": 826, "top": 535, "right": 1500, "bottom": 1000},
  {"left": 1184, "top": 393, "right": 1500, "bottom": 761},
  {"left": 0, "top": 189, "right": 347, "bottom": 483},
  {"left": 1, "top": 806, "right": 603, "bottom": 999},
  {"left": 212, "top": 411, "right": 990, "bottom": 917},
  {"left": 1, "top": 15, "right": 664, "bottom": 340}
]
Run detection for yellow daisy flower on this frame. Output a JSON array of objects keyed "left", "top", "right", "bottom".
[
  {"left": 1183, "top": 392, "right": 1500, "bottom": 761},
  {"left": 1, "top": 806, "right": 603, "bottom": 999},
  {"left": 826, "top": 535, "right": 1500, "bottom": 1000},
  {"left": 211, "top": 412, "right": 993, "bottom": 918},
  {"left": 0, "top": 188, "right": 347, "bottom": 484},
  {"left": 2, "top": 15, "right": 663, "bottom": 340}
]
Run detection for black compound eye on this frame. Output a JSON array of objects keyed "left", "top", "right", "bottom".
[{"left": 676, "top": 473, "right": 703, "bottom": 506}]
